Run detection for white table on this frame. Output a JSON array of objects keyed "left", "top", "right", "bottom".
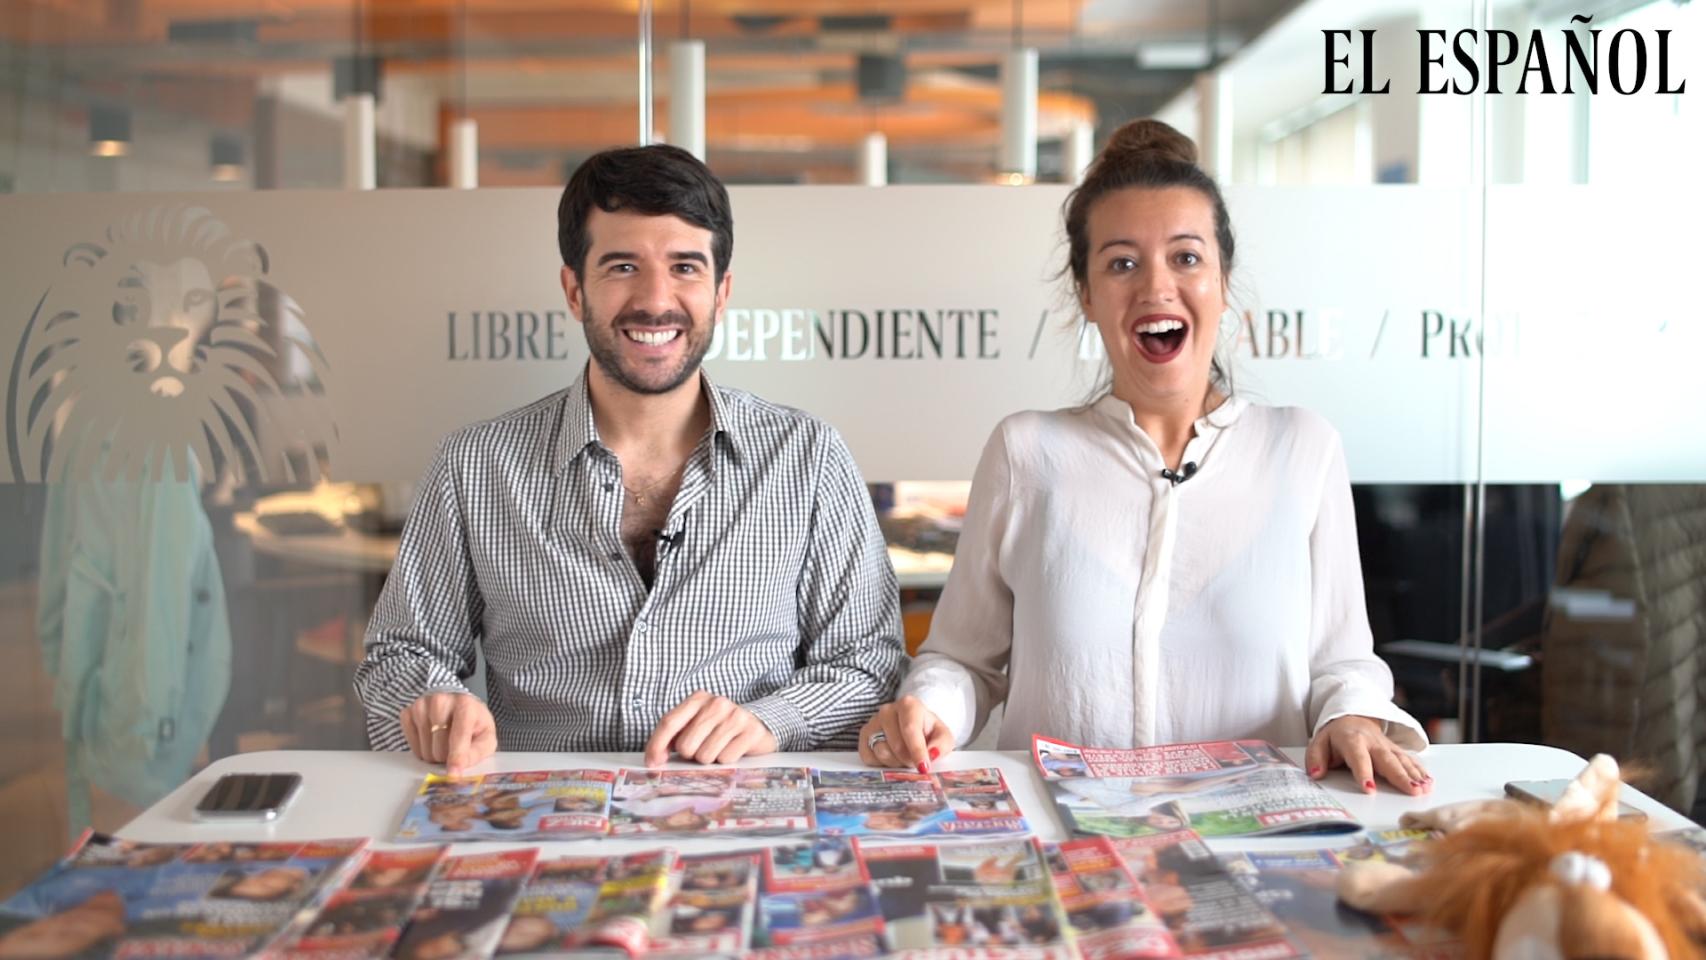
[{"left": 118, "top": 743, "right": 1694, "bottom": 854}]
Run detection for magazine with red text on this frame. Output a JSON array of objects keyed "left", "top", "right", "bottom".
[
  {"left": 1034, "top": 736, "right": 1359, "bottom": 839},
  {"left": 815, "top": 768, "right": 1029, "bottom": 839},
  {"left": 746, "top": 839, "right": 888, "bottom": 960},
  {"left": 1046, "top": 838, "right": 1181, "bottom": 960},
  {"left": 650, "top": 850, "right": 761, "bottom": 958},
  {"left": 608, "top": 768, "right": 812, "bottom": 837},
  {"left": 576, "top": 849, "right": 678, "bottom": 955},
  {"left": 493, "top": 856, "right": 610, "bottom": 957},
  {"left": 275, "top": 846, "right": 449, "bottom": 960},
  {"left": 393, "top": 850, "right": 539, "bottom": 960},
  {"left": 255, "top": 841, "right": 373, "bottom": 958},
  {"left": 395, "top": 770, "right": 615, "bottom": 843},
  {"left": 862, "top": 837, "right": 1072, "bottom": 959}
]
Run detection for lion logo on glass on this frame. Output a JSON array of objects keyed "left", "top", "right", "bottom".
[{"left": 5, "top": 205, "right": 337, "bottom": 484}]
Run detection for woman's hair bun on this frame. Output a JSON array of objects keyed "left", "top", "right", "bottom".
[{"left": 1101, "top": 119, "right": 1197, "bottom": 167}]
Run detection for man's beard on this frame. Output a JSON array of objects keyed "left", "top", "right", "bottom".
[{"left": 582, "top": 302, "right": 715, "bottom": 396}]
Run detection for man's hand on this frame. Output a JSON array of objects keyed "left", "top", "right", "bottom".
[
  {"left": 1305, "top": 715, "right": 1431, "bottom": 796},
  {"left": 400, "top": 692, "right": 498, "bottom": 775},
  {"left": 644, "top": 692, "right": 778, "bottom": 767}
]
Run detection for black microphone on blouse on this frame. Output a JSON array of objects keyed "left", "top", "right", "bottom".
[
  {"left": 654, "top": 528, "right": 684, "bottom": 550},
  {"left": 1160, "top": 462, "right": 1199, "bottom": 487}
]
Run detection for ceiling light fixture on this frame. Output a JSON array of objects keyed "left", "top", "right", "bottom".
[
  {"left": 89, "top": 104, "right": 131, "bottom": 157},
  {"left": 211, "top": 134, "right": 245, "bottom": 181}
]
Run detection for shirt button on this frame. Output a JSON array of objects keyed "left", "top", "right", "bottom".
[
  {"left": 630, "top": 696, "right": 645, "bottom": 708},
  {"left": 603, "top": 483, "right": 614, "bottom": 492},
  {"left": 607, "top": 551, "right": 621, "bottom": 561},
  {"left": 635, "top": 620, "right": 650, "bottom": 633}
]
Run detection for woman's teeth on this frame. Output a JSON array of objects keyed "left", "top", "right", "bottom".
[
  {"left": 625, "top": 329, "right": 680, "bottom": 345},
  {"left": 1134, "top": 319, "right": 1184, "bottom": 335}
]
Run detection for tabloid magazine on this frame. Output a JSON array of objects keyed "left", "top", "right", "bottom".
[
  {"left": 1046, "top": 838, "right": 1179, "bottom": 960},
  {"left": 608, "top": 768, "right": 814, "bottom": 837},
  {"left": 393, "top": 771, "right": 615, "bottom": 842},
  {"left": 863, "top": 837, "right": 1072, "bottom": 959},
  {"left": 495, "top": 840, "right": 887, "bottom": 959},
  {"left": 0, "top": 834, "right": 367, "bottom": 960},
  {"left": 814, "top": 768, "right": 1029, "bottom": 839},
  {"left": 573, "top": 850, "right": 678, "bottom": 955},
  {"left": 1033, "top": 737, "right": 1360, "bottom": 839},
  {"left": 490, "top": 849, "right": 675, "bottom": 957},
  {"left": 272, "top": 846, "right": 449, "bottom": 960},
  {"left": 1108, "top": 831, "right": 1298, "bottom": 960},
  {"left": 391, "top": 851, "right": 539, "bottom": 960},
  {"left": 492, "top": 855, "right": 609, "bottom": 957},
  {"left": 653, "top": 838, "right": 889, "bottom": 959}
]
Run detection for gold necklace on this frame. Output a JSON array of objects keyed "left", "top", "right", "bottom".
[{"left": 622, "top": 466, "right": 682, "bottom": 506}]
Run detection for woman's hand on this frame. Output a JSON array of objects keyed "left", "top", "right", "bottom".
[
  {"left": 857, "top": 696, "right": 955, "bottom": 772},
  {"left": 1305, "top": 716, "right": 1431, "bottom": 796}
]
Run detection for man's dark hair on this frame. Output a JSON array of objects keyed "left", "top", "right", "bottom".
[{"left": 557, "top": 144, "right": 734, "bottom": 283}]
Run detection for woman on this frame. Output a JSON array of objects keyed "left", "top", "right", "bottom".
[{"left": 859, "top": 119, "right": 1429, "bottom": 795}]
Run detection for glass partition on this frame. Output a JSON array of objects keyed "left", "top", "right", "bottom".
[{"left": 2, "top": 0, "right": 1701, "bottom": 900}]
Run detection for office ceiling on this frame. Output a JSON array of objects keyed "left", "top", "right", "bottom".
[{"left": 2, "top": 0, "right": 1301, "bottom": 183}]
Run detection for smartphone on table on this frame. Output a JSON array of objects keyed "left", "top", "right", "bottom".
[
  {"left": 193, "top": 773, "right": 304, "bottom": 821},
  {"left": 1504, "top": 778, "right": 1647, "bottom": 822}
]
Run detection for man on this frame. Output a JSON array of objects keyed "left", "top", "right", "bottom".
[{"left": 354, "top": 144, "right": 904, "bottom": 771}]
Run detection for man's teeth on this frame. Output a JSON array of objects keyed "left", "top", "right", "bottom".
[
  {"left": 625, "top": 329, "right": 680, "bottom": 345},
  {"left": 1135, "top": 319, "right": 1185, "bottom": 335}
]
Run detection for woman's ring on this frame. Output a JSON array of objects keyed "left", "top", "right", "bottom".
[
  {"left": 430, "top": 723, "right": 451, "bottom": 733},
  {"left": 867, "top": 731, "right": 888, "bottom": 750}
]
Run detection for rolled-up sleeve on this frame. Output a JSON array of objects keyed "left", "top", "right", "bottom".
[
  {"left": 1306, "top": 433, "right": 1428, "bottom": 751},
  {"left": 353, "top": 438, "right": 485, "bottom": 750},
  {"left": 754, "top": 426, "right": 904, "bottom": 750}
]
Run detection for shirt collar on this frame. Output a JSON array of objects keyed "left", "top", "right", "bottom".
[
  {"left": 700, "top": 369, "right": 745, "bottom": 464},
  {"left": 555, "top": 363, "right": 744, "bottom": 472},
  {"left": 1090, "top": 391, "right": 1248, "bottom": 443}
]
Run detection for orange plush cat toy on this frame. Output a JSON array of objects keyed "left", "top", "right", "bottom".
[{"left": 1337, "top": 755, "right": 1706, "bottom": 960}]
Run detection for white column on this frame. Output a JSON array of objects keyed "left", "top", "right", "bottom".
[
  {"left": 858, "top": 132, "right": 888, "bottom": 186},
  {"left": 1063, "top": 119, "right": 1094, "bottom": 184},
  {"left": 449, "top": 117, "right": 478, "bottom": 189},
  {"left": 637, "top": 0, "right": 653, "bottom": 145},
  {"left": 999, "top": 47, "right": 1038, "bottom": 180},
  {"left": 1193, "top": 69, "right": 1234, "bottom": 181},
  {"left": 343, "top": 92, "right": 376, "bottom": 190},
  {"left": 668, "top": 40, "right": 706, "bottom": 160}
]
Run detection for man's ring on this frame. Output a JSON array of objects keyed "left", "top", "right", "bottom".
[
  {"left": 430, "top": 723, "right": 451, "bottom": 733},
  {"left": 867, "top": 731, "right": 888, "bottom": 750}
]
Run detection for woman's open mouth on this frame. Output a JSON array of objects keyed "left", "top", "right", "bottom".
[{"left": 1132, "top": 316, "right": 1189, "bottom": 363}]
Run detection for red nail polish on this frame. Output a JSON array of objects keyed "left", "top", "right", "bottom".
[
  {"left": 929, "top": 747, "right": 941, "bottom": 761},
  {"left": 1363, "top": 780, "right": 1376, "bottom": 791},
  {"left": 917, "top": 762, "right": 929, "bottom": 775},
  {"left": 1308, "top": 766, "right": 1322, "bottom": 777}
]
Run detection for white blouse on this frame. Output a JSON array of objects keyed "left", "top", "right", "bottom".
[{"left": 902, "top": 394, "right": 1427, "bottom": 753}]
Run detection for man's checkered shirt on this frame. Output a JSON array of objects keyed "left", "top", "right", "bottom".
[{"left": 354, "top": 368, "right": 905, "bottom": 752}]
